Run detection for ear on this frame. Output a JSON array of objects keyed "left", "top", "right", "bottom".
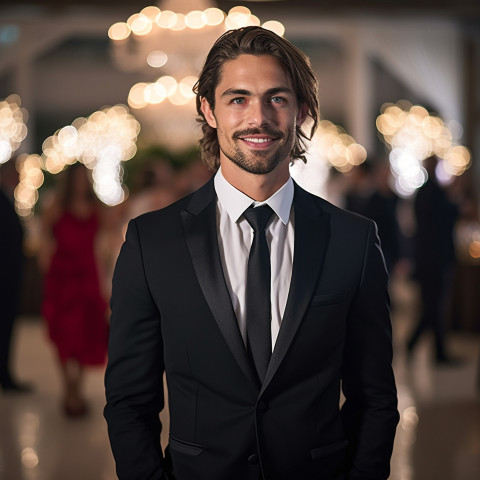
[
  {"left": 200, "top": 97, "right": 217, "bottom": 129},
  {"left": 296, "top": 102, "right": 309, "bottom": 127}
]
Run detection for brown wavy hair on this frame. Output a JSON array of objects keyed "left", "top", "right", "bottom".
[{"left": 194, "top": 26, "right": 319, "bottom": 171}]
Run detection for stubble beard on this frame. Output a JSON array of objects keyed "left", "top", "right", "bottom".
[{"left": 219, "top": 127, "right": 295, "bottom": 175}]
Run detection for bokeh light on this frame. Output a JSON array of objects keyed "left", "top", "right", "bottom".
[
  {"left": 377, "top": 101, "right": 471, "bottom": 197},
  {"left": 291, "top": 119, "right": 367, "bottom": 198},
  {"left": 14, "top": 105, "right": 140, "bottom": 216},
  {"left": 110, "top": 4, "right": 284, "bottom": 97},
  {"left": 0, "top": 94, "right": 28, "bottom": 164},
  {"left": 129, "top": 75, "right": 197, "bottom": 108}
]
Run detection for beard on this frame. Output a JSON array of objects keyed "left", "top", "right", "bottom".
[{"left": 219, "top": 127, "right": 295, "bottom": 175}]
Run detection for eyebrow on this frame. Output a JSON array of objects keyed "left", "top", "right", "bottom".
[{"left": 221, "top": 87, "right": 294, "bottom": 98}]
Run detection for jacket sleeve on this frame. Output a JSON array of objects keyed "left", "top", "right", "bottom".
[
  {"left": 341, "top": 220, "right": 399, "bottom": 480},
  {"left": 104, "top": 219, "right": 167, "bottom": 480}
]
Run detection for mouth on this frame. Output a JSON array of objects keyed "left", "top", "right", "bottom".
[
  {"left": 241, "top": 136, "right": 274, "bottom": 146},
  {"left": 236, "top": 130, "right": 281, "bottom": 150}
]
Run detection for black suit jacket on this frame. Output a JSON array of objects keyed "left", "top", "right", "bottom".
[{"left": 104, "top": 179, "right": 398, "bottom": 480}]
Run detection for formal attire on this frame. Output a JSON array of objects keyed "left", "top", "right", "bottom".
[
  {"left": 42, "top": 211, "right": 107, "bottom": 365},
  {"left": 104, "top": 174, "right": 398, "bottom": 480},
  {"left": 346, "top": 189, "right": 401, "bottom": 274},
  {"left": 408, "top": 176, "right": 458, "bottom": 361},
  {"left": 0, "top": 189, "right": 24, "bottom": 389}
]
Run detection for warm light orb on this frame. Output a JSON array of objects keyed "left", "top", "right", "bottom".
[
  {"left": 186, "top": 11, "right": 206, "bottom": 29},
  {"left": 144, "top": 83, "right": 167, "bottom": 104},
  {"left": 203, "top": 8, "right": 225, "bottom": 26},
  {"left": 128, "top": 83, "right": 149, "bottom": 109},
  {"left": 262, "top": 20, "right": 285, "bottom": 37},
  {"left": 171, "top": 13, "right": 187, "bottom": 32},
  {"left": 157, "top": 76, "right": 178, "bottom": 97},
  {"left": 108, "top": 22, "right": 131, "bottom": 41},
  {"left": 156, "top": 10, "right": 178, "bottom": 29},
  {"left": 15, "top": 154, "right": 44, "bottom": 217},
  {"left": 179, "top": 76, "right": 198, "bottom": 98},
  {"left": 229, "top": 6, "right": 252, "bottom": 16},
  {"left": 140, "top": 5, "right": 161, "bottom": 20},
  {"left": 147, "top": 50, "right": 168, "bottom": 68},
  {"left": 130, "top": 14, "right": 153, "bottom": 36},
  {"left": 0, "top": 94, "right": 28, "bottom": 164}
]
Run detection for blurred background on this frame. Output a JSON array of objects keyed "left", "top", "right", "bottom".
[{"left": 0, "top": 0, "right": 479, "bottom": 479}]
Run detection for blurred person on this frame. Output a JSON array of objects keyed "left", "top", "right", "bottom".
[
  {"left": 105, "top": 26, "right": 398, "bottom": 480},
  {"left": 127, "top": 159, "right": 179, "bottom": 220},
  {"left": 40, "top": 162, "right": 108, "bottom": 416},
  {"left": 345, "top": 160, "right": 402, "bottom": 273},
  {"left": 173, "top": 157, "right": 213, "bottom": 198},
  {"left": 344, "top": 161, "right": 374, "bottom": 216},
  {"left": 448, "top": 180, "right": 480, "bottom": 332},
  {"left": 0, "top": 160, "right": 32, "bottom": 392},
  {"left": 407, "top": 155, "right": 460, "bottom": 364}
]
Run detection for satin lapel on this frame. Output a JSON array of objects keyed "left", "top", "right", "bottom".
[
  {"left": 261, "top": 185, "right": 331, "bottom": 395},
  {"left": 181, "top": 180, "right": 257, "bottom": 385}
]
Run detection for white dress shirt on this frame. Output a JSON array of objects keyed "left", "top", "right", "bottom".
[{"left": 214, "top": 168, "right": 295, "bottom": 351}]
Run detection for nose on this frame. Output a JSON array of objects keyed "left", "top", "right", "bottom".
[{"left": 247, "top": 100, "right": 270, "bottom": 128}]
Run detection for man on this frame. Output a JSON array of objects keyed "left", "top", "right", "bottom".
[
  {"left": 0, "top": 161, "right": 31, "bottom": 392},
  {"left": 407, "top": 154, "right": 459, "bottom": 364},
  {"left": 104, "top": 26, "right": 398, "bottom": 480}
]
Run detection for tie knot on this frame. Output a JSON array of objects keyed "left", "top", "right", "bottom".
[{"left": 243, "top": 204, "right": 274, "bottom": 232}]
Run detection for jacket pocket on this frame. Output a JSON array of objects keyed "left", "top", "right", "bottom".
[
  {"left": 310, "top": 439, "right": 348, "bottom": 460},
  {"left": 309, "top": 292, "right": 348, "bottom": 307},
  {"left": 169, "top": 435, "right": 206, "bottom": 456}
]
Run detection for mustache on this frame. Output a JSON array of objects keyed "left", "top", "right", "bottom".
[{"left": 233, "top": 127, "right": 283, "bottom": 140}]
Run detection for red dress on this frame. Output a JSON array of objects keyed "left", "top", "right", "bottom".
[{"left": 42, "top": 211, "right": 108, "bottom": 365}]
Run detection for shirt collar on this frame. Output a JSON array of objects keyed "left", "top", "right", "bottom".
[{"left": 214, "top": 167, "right": 293, "bottom": 225}]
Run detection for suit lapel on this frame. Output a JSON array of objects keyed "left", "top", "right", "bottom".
[
  {"left": 261, "top": 184, "right": 330, "bottom": 395},
  {"left": 181, "top": 179, "right": 258, "bottom": 385}
]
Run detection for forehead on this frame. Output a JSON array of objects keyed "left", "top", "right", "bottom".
[{"left": 216, "top": 54, "right": 293, "bottom": 95}]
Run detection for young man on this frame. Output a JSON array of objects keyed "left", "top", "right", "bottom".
[{"left": 104, "top": 26, "right": 399, "bottom": 480}]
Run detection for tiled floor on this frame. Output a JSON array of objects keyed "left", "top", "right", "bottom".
[{"left": 1, "top": 275, "right": 479, "bottom": 480}]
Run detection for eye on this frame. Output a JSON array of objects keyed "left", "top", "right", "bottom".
[
  {"left": 231, "top": 97, "right": 245, "bottom": 105},
  {"left": 270, "top": 96, "right": 285, "bottom": 104}
]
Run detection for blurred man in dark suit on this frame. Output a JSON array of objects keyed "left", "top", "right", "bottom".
[
  {"left": 407, "top": 155, "right": 459, "bottom": 364},
  {"left": 0, "top": 160, "right": 31, "bottom": 392}
]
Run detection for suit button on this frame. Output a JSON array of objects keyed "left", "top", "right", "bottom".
[
  {"left": 248, "top": 454, "right": 259, "bottom": 465},
  {"left": 257, "top": 401, "right": 268, "bottom": 413}
]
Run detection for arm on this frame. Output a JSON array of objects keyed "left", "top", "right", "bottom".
[
  {"left": 341, "top": 221, "right": 399, "bottom": 480},
  {"left": 104, "top": 219, "right": 167, "bottom": 480}
]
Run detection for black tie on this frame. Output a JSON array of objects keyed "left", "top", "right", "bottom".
[{"left": 243, "top": 204, "right": 274, "bottom": 382}]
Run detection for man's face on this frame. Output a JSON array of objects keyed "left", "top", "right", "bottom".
[{"left": 201, "top": 54, "right": 307, "bottom": 176}]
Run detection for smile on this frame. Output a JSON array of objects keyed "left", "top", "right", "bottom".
[
  {"left": 243, "top": 137, "right": 272, "bottom": 144},
  {"left": 239, "top": 136, "right": 278, "bottom": 149}
]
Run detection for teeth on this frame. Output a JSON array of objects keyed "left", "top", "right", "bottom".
[{"left": 244, "top": 137, "right": 271, "bottom": 143}]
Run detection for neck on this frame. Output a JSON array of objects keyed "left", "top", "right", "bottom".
[{"left": 220, "top": 160, "right": 290, "bottom": 202}]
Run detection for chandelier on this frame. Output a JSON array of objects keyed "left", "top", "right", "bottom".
[{"left": 108, "top": 1, "right": 285, "bottom": 112}]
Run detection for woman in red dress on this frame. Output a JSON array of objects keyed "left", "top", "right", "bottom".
[{"left": 41, "top": 163, "right": 108, "bottom": 417}]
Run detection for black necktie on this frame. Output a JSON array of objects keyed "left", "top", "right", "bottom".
[{"left": 243, "top": 204, "right": 274, "bottom": 382}]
